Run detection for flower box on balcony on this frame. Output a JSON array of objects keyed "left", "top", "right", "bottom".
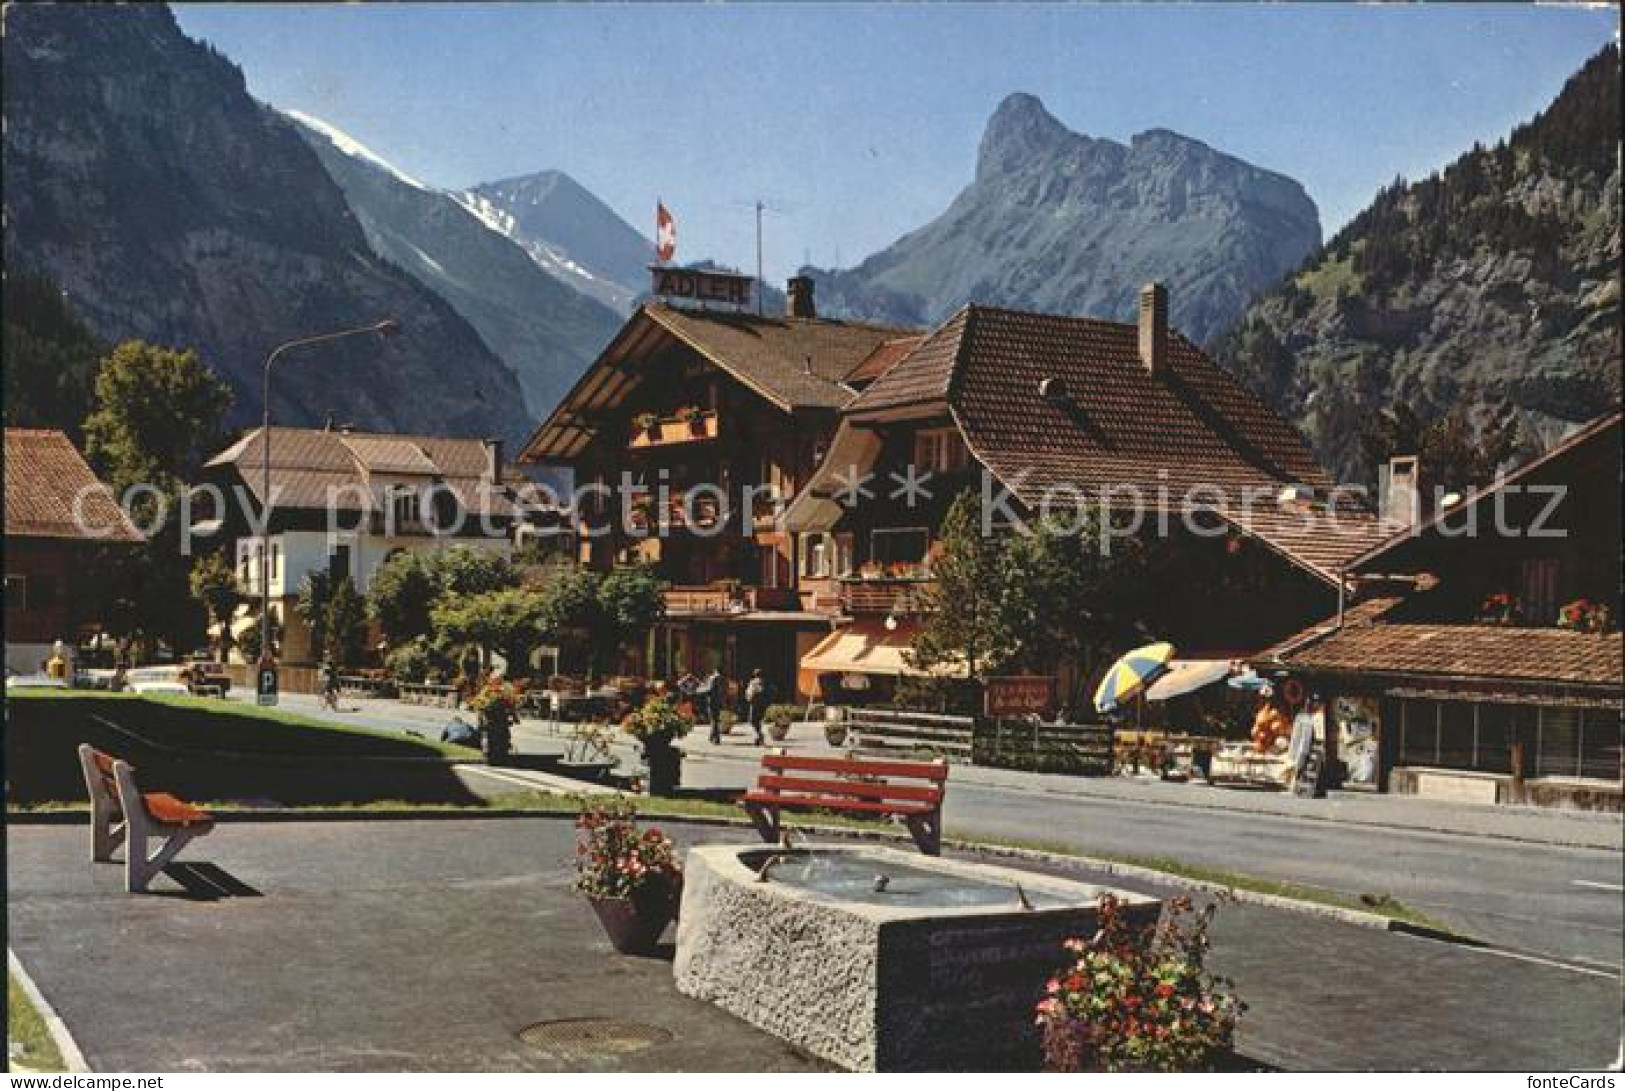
[{"left": 627, "top": 410, "right": 720, "bottom": 449}]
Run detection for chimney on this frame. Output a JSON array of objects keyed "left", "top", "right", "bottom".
[
  {"left": 483, "top": 438, "right": 503, "bottom": 485},
  {"left": 1379, "top": 455, "right": 1421, "bottom": 526},
  {"left": 786, "top": 276, "right": 816, "bottom": 320},
  {"left": 1138, "top": 282, "right": 1168, "bottom": 377}
]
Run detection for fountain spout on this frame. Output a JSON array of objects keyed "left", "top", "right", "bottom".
[
  {"left": 756, "top": 855, "right": 782, "bottom": 883},
  {"left": 872, "top": 874, "right": 891, "bottom": 893},
  {"left": 1014, "top": 882, "right": 1035, "bottom": 911}
]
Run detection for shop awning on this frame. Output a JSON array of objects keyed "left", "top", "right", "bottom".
[
  {"left": 1145, "top": 659, "right": 1233, "bottom": 702},
  {"left": 800, "top": 621, "right": 967, "bottom": 679}
]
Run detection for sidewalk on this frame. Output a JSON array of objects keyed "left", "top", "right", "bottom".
[{"left": 675, "top": 721, "right": 1624, "bottom": 851}]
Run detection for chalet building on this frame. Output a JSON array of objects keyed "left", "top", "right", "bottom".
[
  {"left": 4, "top": 428, "right": 143, "bottom": 673},
  {"left": 784, "top": 284, "right": 1398, "bottom": 701},
  {"left": 1263, "top": 412, "right": 1623, "bottom": 808},
  {"left": 194, "top": 426, "right": 518, "bottom": 664},
  {"left": 518, "top": 274, "right": 915, "bottom": 695}
]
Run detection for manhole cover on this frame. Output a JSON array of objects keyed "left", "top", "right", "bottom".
[{"left": 518, "top": 1018, "right": 672, "bottom": 1058}]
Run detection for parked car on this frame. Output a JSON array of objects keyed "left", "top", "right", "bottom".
[
  {"left": 125, "top": 666, "right": 192, "bottom": 695},
  {"left": 185, "top": 659, "right": 231, "bottom": 696}
]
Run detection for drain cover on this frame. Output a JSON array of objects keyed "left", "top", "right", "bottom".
[{"left": 518, "top": 1018, "right": 672, "bottom": 1058}]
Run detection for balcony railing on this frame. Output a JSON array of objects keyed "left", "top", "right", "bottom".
[
  {"left": 839, "top": 572, "right": 935, "bottom": 616},
  {"left": 627, "top": 410, "right": 720, "bottom": 450},
  {"left": 664, "top": 584, "right": 803, "bottom": 615}
]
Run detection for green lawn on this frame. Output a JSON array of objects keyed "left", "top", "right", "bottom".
[
  {"left": 8, "top": 971, "right": 67, "bottom": 1072},
  {"left": 5, "top": 690, "right": 480, "bottom": 808}
]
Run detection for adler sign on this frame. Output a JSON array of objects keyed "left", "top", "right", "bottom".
[{"left": 650, "top": 266, "right": 753, "bottom": 308}]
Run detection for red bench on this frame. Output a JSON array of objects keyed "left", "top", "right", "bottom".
[
  {"left": 741, "top": 750, "right": 949, "bottom": 855},
  {"left": 78, "top": 744, "right": 214, "bottom": 892}
]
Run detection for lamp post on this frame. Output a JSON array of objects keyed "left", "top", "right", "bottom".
[{"left": 256, "top": 319, "right": 399, "bottom": 702}]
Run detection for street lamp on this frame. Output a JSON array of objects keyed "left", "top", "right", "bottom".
[{"left": 257, "top": 319, "right": 399, "bottom": 693}]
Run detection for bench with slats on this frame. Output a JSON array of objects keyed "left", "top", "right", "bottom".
[
  {"left": 78, "top": 744, "right": 214, "bottom": 893},
  {"left": 741, "top": 751, "right": 949, "bottom": 855}
]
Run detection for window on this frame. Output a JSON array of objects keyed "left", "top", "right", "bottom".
[
  {"left": 1521, "top": 558, "right": 1560, "bottom": 626},
  {"left": 391, "top": 486, "right": 421, "bottom": 529},
  {"left": 1397, "top": 699, "right": 1440, "bottom": 766},
  {"left": 1578, "top": 709, "right": 1622, "bottom": 782},
  {"left": 270, "top": 542, "right": 281, "bottom": 582},
  {"left": 329, "top": 544, "right": 352, "bottom": 583},
  {"left": 4, "top": 575, "right": 25, "bottom": 613},
  {"left": 913, "top": 428, "right": 968, "bottom": 474},
  {"left": 800, "top": 533, "right": 852, "bottom": 580},
  {"left": 1536, "top": 706, "right": 1579, "bottom": 779},
  {"left": 870, "top": 527, "right": 928, "bottom": 567}
]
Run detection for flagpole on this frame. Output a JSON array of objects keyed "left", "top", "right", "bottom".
[{"left": 755, "top": 199, "right": 764, "bottom": 317}]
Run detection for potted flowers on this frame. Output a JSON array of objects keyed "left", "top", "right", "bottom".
[
  {"left": 762, "top": 703, "right": 798, "bottom": 743},
  {"left": 632, "top": 411, "right": 660, "bottom": 439},
  {"left": 466, "top": 677, "right": 518, "bottom": 764},
  {"left": 574, "top": 798, "right": 682, "bottom": 956},
  {"left": 677, "top": 405, "right": 707, "bottom": 433},
  {"left": 1036, "top": 893, "right": 1244, "bottom": 1072},
  {"left": 1558, "top": 597, "right": 1612, "bottom": 633},
  {"left": 621, "top": 695, "right": 692, "bottom": 796},
  {"left": 1478, "top": 592, "right": 1521, "bottom": 626}
]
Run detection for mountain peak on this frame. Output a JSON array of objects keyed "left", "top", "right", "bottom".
[{"left": 977, "top": 92, "right": 1076, "bottom": 179}]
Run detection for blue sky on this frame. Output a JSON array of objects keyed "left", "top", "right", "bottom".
[{"left": 176, "top": 3, "right": 1617, "bottom": 284}]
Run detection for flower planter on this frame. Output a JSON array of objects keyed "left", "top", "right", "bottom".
[
  {"left": 643, "top": 736, "right": 683, "bottom": 796},
  {"left": 823, "top": 722, "right": 849, "bottom": 747},
  {"left": 767, "top": 720, "right": 792, "bottom": 743},
  {"left": 588, "top": 884, "right": 676, "bottom": 956}
]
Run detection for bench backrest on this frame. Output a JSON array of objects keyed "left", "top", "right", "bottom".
[
  {"left": 753, "top": 752, "right": 948, "bottom": 807},
  {"left": 80, "top": 744, "right": 125, "bottom": 810}
]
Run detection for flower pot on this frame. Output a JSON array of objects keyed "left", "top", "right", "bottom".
[
  {"left": 643, "top": 737, "right": 683, "bottom": 796},
  {"left": 767, "top": 720, "right": 792, "bottom": 742},
  {"left": 823, "top": 722, "right": 848, "bottom": 747},
  {"left": 588, "top": 885, "right": 675, "bottom": 955}
]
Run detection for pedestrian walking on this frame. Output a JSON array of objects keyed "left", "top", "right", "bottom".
[{"left": 745, "top": 669, "right": 769, "bottom": 745}]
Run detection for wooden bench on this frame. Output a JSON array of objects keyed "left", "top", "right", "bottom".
[
  {"left": 399, "top": 681, "right": 460, "bottom": 708},
  {"left": 77, "top": 744, "right": 215, "bottom": 893},
  {"left": 741, "top": 750, "right": 949, "bottom": 855}
]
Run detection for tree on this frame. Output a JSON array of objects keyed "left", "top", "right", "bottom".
[
  {"left": 2, "top": 272, "right": 103, "bottom": 439},
  {"left": 430, "top": 588, "right": 550, "bottom": 675},
  {"left": 434, "top": 545, "right": 516, "bottom": 598},
  {"left": 367, "top": 551, "right": 438, "bottom": 645},
  {"left": 1361, "top": 403, "right": 1532, "bottom": 496},
  {"left": 324, "top": 577, "right": 367, "bottom": 669},
  {"left": 295, "top": 570, "right": 335, "bottom": 663},
  {"left": 907, "top": 491, "right": 1010, "bottom": 680},
  {"left": 593, "top": 564, "right": 665, "bottom": 678},
  {"left": 994, "top": 511, "right": 1130, "bottom": 677},
  {"left": 189, "top": 551, "right": 241, "bottom": 662},
  {"left": 83, "top": 340, "right": 232, "bottom": 494},
  {"left": 237, "top": 612, "right": 282, "bottom": 663}
]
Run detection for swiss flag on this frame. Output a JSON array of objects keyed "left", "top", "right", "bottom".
[{"left": 655, "top": 201, "right": 677, "bottom": 263}]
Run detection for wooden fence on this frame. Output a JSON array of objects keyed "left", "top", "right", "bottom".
[{"left": 972, "top": 718, "right": 1115, "bottom": 776}]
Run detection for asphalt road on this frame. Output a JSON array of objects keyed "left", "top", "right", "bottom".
[{"left": 255, "top": 692, "right": 1625, "bottom": 967}]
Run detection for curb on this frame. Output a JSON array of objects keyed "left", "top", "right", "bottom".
[
  {"left": 9, "top": 948, "right": 90, "bottom": 1073},
  {"left": 6, "top": 805, "right": 1405, "bottom": 933}
]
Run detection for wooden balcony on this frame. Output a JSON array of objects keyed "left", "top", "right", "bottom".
[
  {"left": 839, "top": 574, "right": 935, "bottom": 616},
  {"left": 664, "top": 584, "right": 803, "bottom": 616},
  {"left": 628, "top": 495, "right": 725, "bottom": 533},
  {"left": 627, "top": 410, "right": 720, "bottom": 450}
]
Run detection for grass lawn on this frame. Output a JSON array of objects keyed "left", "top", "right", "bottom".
[
  {"left": 8, "top": 971, "right": 67, "bottom": 1072},
  {"left": 5, "top": 690, "right": 480, "bottom": 808}
]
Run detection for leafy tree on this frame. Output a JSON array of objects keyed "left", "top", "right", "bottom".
[
  {"left": 238, "top": 611, "right": 282, "bottom": 663},
  {"left": 367, "top": 551, "right": 440, "bottom": 645},
  {"left": 995, "top": 511, "right": 1130, "bottom": 676},
  {"left": 1361, "top": 403, "right": 1532, "bottom": 496},
  {"left": 430, "top": 588, "right": 550, "bottom": 675},
  {"left": 2, "top": 272, "right": 103, "bottom": 438},
  {"left": 83, "top": 340, "right": 233, "bottom": 494},
  {"left": 907, "top": 491, "right": 1009, "bottom": 680},
  {"left": 188, "top": 551, "right": 241, "bottom": 662},
  {"left": 434, "top": 545, "right": 516, "bottom": 598},
  {"left": 324, "top": 577, "right": 367, "bottom": 669},
  {"left": 295, "top": 570, "right": 335, "bottom": 662},
  {"left": 534, "top": 563, "right": 664, "bottom": 681}
]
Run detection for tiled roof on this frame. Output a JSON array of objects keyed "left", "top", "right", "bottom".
[
  {"left": 844, "top": 334, "right": 928, "bottom": 387},
  {"left": 646, "top": 304, "right": 914, "bottom": 410},
  {"left": 204, "top": 427, "right": 509, "bottom": 517},
  {"left": 849, "top": 304, "right": 1393, "bottom": 582},
  {"left": 3, "top": 428, "right": 143, "bottom": 542},
  {"left": 1274, "top": 616, "right": 1623, "bottom": 689}
]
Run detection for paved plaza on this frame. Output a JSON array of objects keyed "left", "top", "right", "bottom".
[{"left": 8, "top": 816, "right": 1621, "bottom": 1071}]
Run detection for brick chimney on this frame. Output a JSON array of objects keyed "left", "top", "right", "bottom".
[
  {"left": 482, "top": 438, "right": 503, "bottom": 485},
  {"left": 1138, "top": 282, "right": 1168, "bottom": 377},
  {"left": 786, "top": 276, "right": 816, "bottom": 320}
]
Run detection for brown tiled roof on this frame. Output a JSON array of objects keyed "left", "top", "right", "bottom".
[
  {"left": 1275, "top": 617, "right": 1623, "bottom": 689},
  {"left": 4, "top": 428, "right": 143, "bottom": 542},
  {"left": 204, "top": 427, "right": 510, "bottom": 517},
  {"left": 848, "top": 304, "right": 1393, "bottom": 582},
  {"left": 844, "top": 334, "right": 928, "bottom": 387},
  {"left": 646, "top": 304, "right": 913, "bottom": 410}
]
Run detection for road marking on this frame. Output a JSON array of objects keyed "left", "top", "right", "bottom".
[
  {"left": 1571, "top": 879, "right": 1624, "bottom": 892},
  {"left": 1438, "top": 941, "right": 1621, "bottom": 980}
]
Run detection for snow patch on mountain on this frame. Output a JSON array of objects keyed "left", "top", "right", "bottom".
[{"left": 283, "top": 109, "right": 430, "bottom": 193}]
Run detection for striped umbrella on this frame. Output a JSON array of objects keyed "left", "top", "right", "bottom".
[{"left": 1092, "top": 641, "right": 1176, "bottom": 713}]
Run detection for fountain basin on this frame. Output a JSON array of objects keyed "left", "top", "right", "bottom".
[{"left": 673, "top": 843, "right": 1161, "bottom": 1071}]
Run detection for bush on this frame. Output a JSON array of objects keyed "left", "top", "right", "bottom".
[
  {"left": 573, "top": 797, "right": 681, "bottom": 900},
  {"left": 384, "top": 638, "right": 433, "bottom": 683},
  {"left": 1037, "top": 894, "right": 1244, "bottom": 1072},
  {"left": 763, "top": 704, "right": 799, "bottom": 730},
  {"left": 621, "top": 695, "right": 692, "bottom": 744}
]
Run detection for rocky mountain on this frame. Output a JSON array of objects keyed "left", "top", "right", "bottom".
[
  {"left": 289, "top": 113, "right": 622, "bottom": 418},
  {"left": 1214, "top": 45, "right": 1621, "bottom": 482},
  {"left": 459, "top": 171, "right": 655, "bottom": 314},
  {"left": 804, "top": 93, "right": 1322, "bottom": 345},
  {"left": 2, "top": 4, "right": 532, "bottom": 443}
]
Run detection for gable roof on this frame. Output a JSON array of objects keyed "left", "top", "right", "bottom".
[
  {"left": 520, "top": 302, "right": 914, "bottom": 462},
  {"left": 4, "top": 428, "right": 143, "bottom": 542},
  {"left": 1347, "top": 411, "right": 1623, "bottom": 574},
  {"left": 844, "top": 303, "right": 1394, "bottom": 584},
  {"left": 204, "top": 426, "right": 509, "bottom": 517}
]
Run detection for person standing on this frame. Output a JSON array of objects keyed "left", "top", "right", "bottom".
[{"left": 745, "top": 669, "right": 769, "bottom": 745}]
